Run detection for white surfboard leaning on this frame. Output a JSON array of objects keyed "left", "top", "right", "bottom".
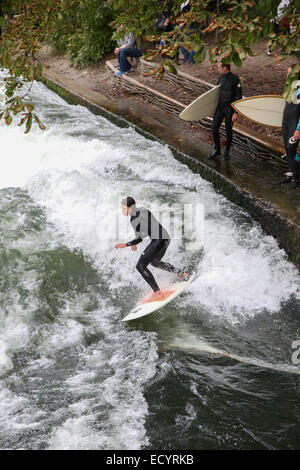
[
  {"left": 231, "top": 94, "right": 286, "bottom": 128},
  {"left": 179, "top": 85, "right": 220, "bottom": 121},
  {"left": 122, "top": 272, "right": 195, "bottom": 321}
]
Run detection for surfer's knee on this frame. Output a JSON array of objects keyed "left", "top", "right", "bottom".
[
  {"left": 136, "top": 261, "right": 142, "bottom": 273},
  {"left": 212, "top": 120, "right": 219, "bottom": 132},
  {"left": 136, "top": 258, "right": 146, "bottom": 273},
  {"left": 150, "top": 259, "right": 159, "bottom": 268}
]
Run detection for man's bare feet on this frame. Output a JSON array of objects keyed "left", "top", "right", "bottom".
[
  {"left": 139, "top": 289, "right": 176, "bottom": 306},
  {"left": 176, "top": 271, "right": 190, "bottom": 282},
  {"left": 150, "top": 290, "right": 163, "bottom": 300},
  {"left": 181, "top": 272, "right": 189, "bottom": 279}
]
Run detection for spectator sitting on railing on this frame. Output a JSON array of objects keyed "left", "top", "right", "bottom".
[
  {"left": 155, "top": 15, "right": 174, "bottom": 33},
  {"left": 178, "top": 0, "right": 196, "bottom": 65},
  {"left": 155, "top": 0, "right": 174, "bottom": 32},
  {"left": 155, "top": 1, "right": 196, "bottom": 64},
  {"left": 114, "top": 30, "right": 142, "bottom": 76},
  {"left": 155, "top": 17, "right": 179, "bottom": 62},
  {"left": 267, "top": 0, "right": 290, "bottom": 56}
]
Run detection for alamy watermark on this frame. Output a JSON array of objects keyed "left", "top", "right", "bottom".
[
  {"left": 96, "top": 195, "right": 204, "bottom": 250},
  {"left": 291, "top": 340, "right": 300, "bottom": 365}
]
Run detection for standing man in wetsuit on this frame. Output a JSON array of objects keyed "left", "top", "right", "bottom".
[
  {"left": 209, "top": 63, "right": 243, "bottom": 161},
  {"left": 286, "top": 112, "right": 300, "bottom": 189},
  {"left": 279, "top": 65, "right": 300, "bottom": 189},
  {"left": 115, "top": 197, "right": 188, "bottom": 298}
]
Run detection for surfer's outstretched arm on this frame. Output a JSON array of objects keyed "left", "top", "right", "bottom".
[
  {"left": 115, "top": 242, "right": 138, "bottom": 251},
  {"left": 125, "top": 237, "right": 143, "bottom": 246}
]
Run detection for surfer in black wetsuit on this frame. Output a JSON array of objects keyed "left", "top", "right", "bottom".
[
  {"left": 279, "top": 64, "right": 300, "bottom": 189},
  {"left": 115, "top": 197, "right": 189, "bottom": 298},
  {"left": 209, "top": 63, "right": 243, "bottom": 161}
]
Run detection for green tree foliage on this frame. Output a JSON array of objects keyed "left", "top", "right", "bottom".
[
  {"left": 108, "top": 0, "right": 299, "bottom": 80},
  {"left": 0, "top": 0, "right": 299, "bottom": 132},
  {"left": 49, "top": 0, "right": 115, "bottom": 68},
  {"left": 0, "top": 0, "right": 114, "bottom": 132},
  {"left": 0, "top": 0, "right": 60, "bottom": 132}
]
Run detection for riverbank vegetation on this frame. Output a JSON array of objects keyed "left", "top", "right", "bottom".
[{"left": 0, "top": 0, "right": 299, "bottom": 132}]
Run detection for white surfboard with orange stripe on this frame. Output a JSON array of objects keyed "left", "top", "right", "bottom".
[{"left": 122, "top": 272, "right": 195, "bottom": 321}]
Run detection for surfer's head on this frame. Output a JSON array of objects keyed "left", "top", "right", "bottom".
[
  {"left": 218, "top": 62, "right": 230, "bottom": 74},
  {"left": 121, "top": 197, "right": 136, "bottom": 216}
]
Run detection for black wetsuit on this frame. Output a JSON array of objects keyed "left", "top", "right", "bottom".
[
  {"left": 126, "top": 207, "right": 180, "bottom": 292},
  {"left": 212, "top": 72, "right": 243, "bottom": 153},
  {"left": 282, "top": 101, "right": 300, "bottom": 181}
]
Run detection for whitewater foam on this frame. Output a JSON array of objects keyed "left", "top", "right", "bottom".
[{"left": 0, "top": 78, "right": 300, "bottom": 450}]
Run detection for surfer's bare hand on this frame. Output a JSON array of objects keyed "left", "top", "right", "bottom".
[
  {"left": 131, "top": 245, "right": 137, "bottom": 251},
  {"left": 293, "top": 129, "right": 300, "bottom": 141},
  {"left": 232, "top": 113, "right": 238, "bottom": 123},
  {"left": 115, "top": 243, "right": 127, "bottom": 249}
]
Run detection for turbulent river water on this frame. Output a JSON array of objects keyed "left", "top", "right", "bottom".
[{"left": 0, "top": 77, "right": 300, "bottom": 450}]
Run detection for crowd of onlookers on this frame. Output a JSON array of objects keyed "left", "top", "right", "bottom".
[
  {"left": 112, "top": 0, "right": 300, "bottom": 190},
  {"left": 114, "top": 1, "right": 196, "bottom": 77}
]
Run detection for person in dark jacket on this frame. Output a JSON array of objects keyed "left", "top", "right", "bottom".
[
  {"left": 155, "top": 0, "right": 174, "bottom": 31},
  {"left": 155, "top": 16, "right": 174, "bottom": 33},
  {"left": 209, "top": 63, "right": 243, "bottom": 161}
]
